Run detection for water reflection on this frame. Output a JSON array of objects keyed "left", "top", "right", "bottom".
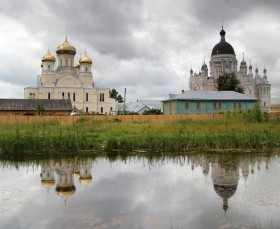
[
  {"left": 1, "top": 153, "right": 278, "bottom": 228},
  {"left": 40, "top": 159, "right": 93, "bottom": 203},
  {"left": 38, "top": 154, "right": 272, "bottom": 214}
]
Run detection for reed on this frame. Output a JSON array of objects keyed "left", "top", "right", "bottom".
[{"left": 0, "top": 114, "right": 279, "bottom": 158}]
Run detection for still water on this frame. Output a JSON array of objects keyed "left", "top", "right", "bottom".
[{"left": 0, "top": 153, "right": 280, "bottom": 229}]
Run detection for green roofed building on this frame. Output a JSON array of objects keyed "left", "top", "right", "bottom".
[{"left": 162, "top": 91, "right": 257, "bottom": 114}]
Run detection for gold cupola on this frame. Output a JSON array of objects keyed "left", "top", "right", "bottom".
[
  {"left": 42, "top": 50, "right": 56, "bottom": 62},
  {"left": 56, "top": 37, "right": 76, "bottom": 55},
  {"left": 74, "top": 62, "right": 80, "bottom": 69},
  {"left": 79, "top": 52, "right": 92, "bottom": 64}
]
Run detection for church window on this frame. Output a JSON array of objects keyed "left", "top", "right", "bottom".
[
  {"left": 60, "top": 60, "right": 62, "bottom": 66},
  {"left": 73, "top": 93, "right": 76, "bottom": 101},
  {"left": 66, "top": 59, "right": 68, "bottom": 66},
  {"left": 48, "top": 92, "right": 50, "bottom": 99},
  {"left": 185, "top": 103, "right": 189, "bottom": 110},
  {"left": 68, "top": 92, "right": 70, "bottom": 99},
  {"left": 86, "top": 107, "right": 89, "bottom": 113},
  {"left": 264, "top": 102, "right": 266, "bottom": 107},
  {"left": 196, "top": 102, "right": 201, "bottom": 110},
  {"left": 99, "top": 93, "right": 104, "bottom": 102},
  {"left": 86, "top": 67, "right": 88, "bottom": 72},
  {"left": 86, "top": 93, "right": 89, "bottom": 101},
  {"left": 101, "top": 107, "right": 103, "bottom": 113},
  {"left": 48, "top": 65, "right": 50, "bottom": 70},
  {"left": 110, "top": 107, "right": 113, "bottom": 111},
  {"left": 62, "top": 92, "right": 64, "bottom": 99}
]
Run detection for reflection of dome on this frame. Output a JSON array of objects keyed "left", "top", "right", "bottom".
[
  {"left": 42, "top": 50, "right": 56, "bottom": 62},
  {"left": 56, "top": 37, "right": 76, "bottom": 55},
  {"left": 214, "top": 184, "right": 237, "bottom": 213},
  {"left": 214, "top": 184, "right": 237, "bottom": 200},
  {"left": 55, "top": 186, "right": 76, "bottom": 202},
  {"left": 74, "top": 171, "right": 80, "bottom": 178},
  {"left": 211, "top": 28, "right": 235, "bottom": 56},
  {"left": 41, "top": 180, "right": 55, "bottom": 190},
  {"left": 79, "top": 176, "right": 92, "bottom": 186},
  {"left": 80, "top": 53, "right": 92, "bottom": 64}
]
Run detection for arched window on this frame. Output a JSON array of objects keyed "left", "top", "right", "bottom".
[
  {"left": 60, "top": 60, "right": 62, "bottom": 66},
  {"left": 86, "top": 67, "right": 88, "bottom": 72},
  {"left": 73, "top": 93, "right": 76, "bottom": 101},
  {"left": 48, "top": 65, "right": 50, "bottom": 70},
  {"left": 86, "top": 107, "right": 89, "bottom": 113},
  {"left": 86, "top": 93, "right": 88, "bottom": 101},
  {"left": 68, "top": 92, "right": 70, "bottom": 99},
  {"left": 66, "top": 59, "right": 68, "bottom": 66},
  {"left": 48, "top": 92, "right": 50, "bottom": 99},
  {"left": 101, "top": 107, "right": 103, "bottom": 113},
  {"left": 99, "top": 93, "right": 104, "bottom": 102},
  {"left": 62, "top": 92, "right": 64, "bottom": 99}
]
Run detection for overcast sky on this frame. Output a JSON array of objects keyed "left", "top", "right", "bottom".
[{"left": 0, "top": 0, "right": 280, "bottom": 103}]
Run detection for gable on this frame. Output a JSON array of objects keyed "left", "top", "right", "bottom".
[{"left": 56, "top": 76, "right": 81, "bottom": 88}]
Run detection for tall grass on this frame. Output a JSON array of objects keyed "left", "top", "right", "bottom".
[{"left": 0, "top": 113, "right": 279, "bottom": 158}]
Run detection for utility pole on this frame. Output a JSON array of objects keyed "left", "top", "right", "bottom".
[{"left": 123, "top": 88, "right": 126, "bottom": 115}]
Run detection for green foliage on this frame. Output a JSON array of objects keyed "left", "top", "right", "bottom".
[
  {"left": 109, "top": 88, "right": 124, "bottom": 103},
  {"left": 142, "top": 108, "right": 163, "bottom": 115},
  {"left": 0, "top": 114, "right": 279, "bottom": 158},
  {"left": 36, "top": 102, "right": 45, "bottom": 116},
  {"left": 216, "top": 72, "right": 244, "bottom": 93}
]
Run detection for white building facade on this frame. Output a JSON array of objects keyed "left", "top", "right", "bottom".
[
  {"left": 189, "top": 27, "right": 271, "bottom": 112},
  {"left": 24, "top": 37, "right": 114, "bottom": 114}
]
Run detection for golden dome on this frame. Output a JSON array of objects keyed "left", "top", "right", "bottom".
[
  {"left": 56, "top": 37, "right": 76, "bottom": 55},
  {"left": 79, "top": 176, "right": 92, "bottom": 186},
  {"left": 79, "top": 52, "right": 92, "bottom": 64},
  {"left": 42, "top": 50, "right": 56, "bottom": 62},
  {"left": 55, "top": 186, "right": 76, "bottom": 202},
  {"left": 74, "top": 62, "right": 80, "bottom": 69},
  {"left": 41, "top": 180, "right": 55, "bottom": 189}
]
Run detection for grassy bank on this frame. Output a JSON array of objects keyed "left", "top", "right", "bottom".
[{"left": 0, "top": 112, "right": 280, "bottom": 158}]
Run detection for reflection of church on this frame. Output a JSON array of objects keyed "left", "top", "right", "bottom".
[
  {"left": 211, "top": 161, "right": 239, "bottom": 213},
  {"left": 189, "top": 27, "right": 271, "bottom": 112},
  {"left": 40, "top": 159, "right": 93, "bottom": 203},
  {"left": 188, "top": 154, "right": 271, "bottom": 213}
]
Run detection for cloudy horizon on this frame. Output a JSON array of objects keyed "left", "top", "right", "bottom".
[{"left": 0, "top": 0, "right": 279, "bottom": 103}]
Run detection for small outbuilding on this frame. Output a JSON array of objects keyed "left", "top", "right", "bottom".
[
  {"left": 0, "top": 99, "right": 72, "bottom": 116},
  {"left": 162, "top": 91, "right": 257, "bottom": 114}
]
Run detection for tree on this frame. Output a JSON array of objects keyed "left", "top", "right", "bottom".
[
  {"left": 36, "top": 102, "right": 45, "bottom": 116},
  {"left": 142, "top": 108, "right": 163, "bottom": 115},
  {"left": 109, "top": 88, "right": 124, "bottom": 103},
  {"left": 216, "top": 73, "right": 244, "bottom": 93}
]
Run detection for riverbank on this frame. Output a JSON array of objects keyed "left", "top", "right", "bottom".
[{"left": 0, "top": 112, "right": 279, "bottom": 158}]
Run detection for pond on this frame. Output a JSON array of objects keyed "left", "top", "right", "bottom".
[{"left": 0, "top": 153, "right": 280, "bottom": 229}]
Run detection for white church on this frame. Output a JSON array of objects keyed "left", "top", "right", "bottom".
[
  {"left": 24, "top": 37, "right": 115, "bottom": 114},
  {"left": 189, "top": 27, "right": 271, "bottom": 112}
]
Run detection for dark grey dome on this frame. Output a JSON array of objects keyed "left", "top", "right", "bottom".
[
  {"left": 241, "top": 59, "right": 246, "bottom": 65},
  {"left": 211, "top": 28, "right": 235, "bottom": 56}
]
